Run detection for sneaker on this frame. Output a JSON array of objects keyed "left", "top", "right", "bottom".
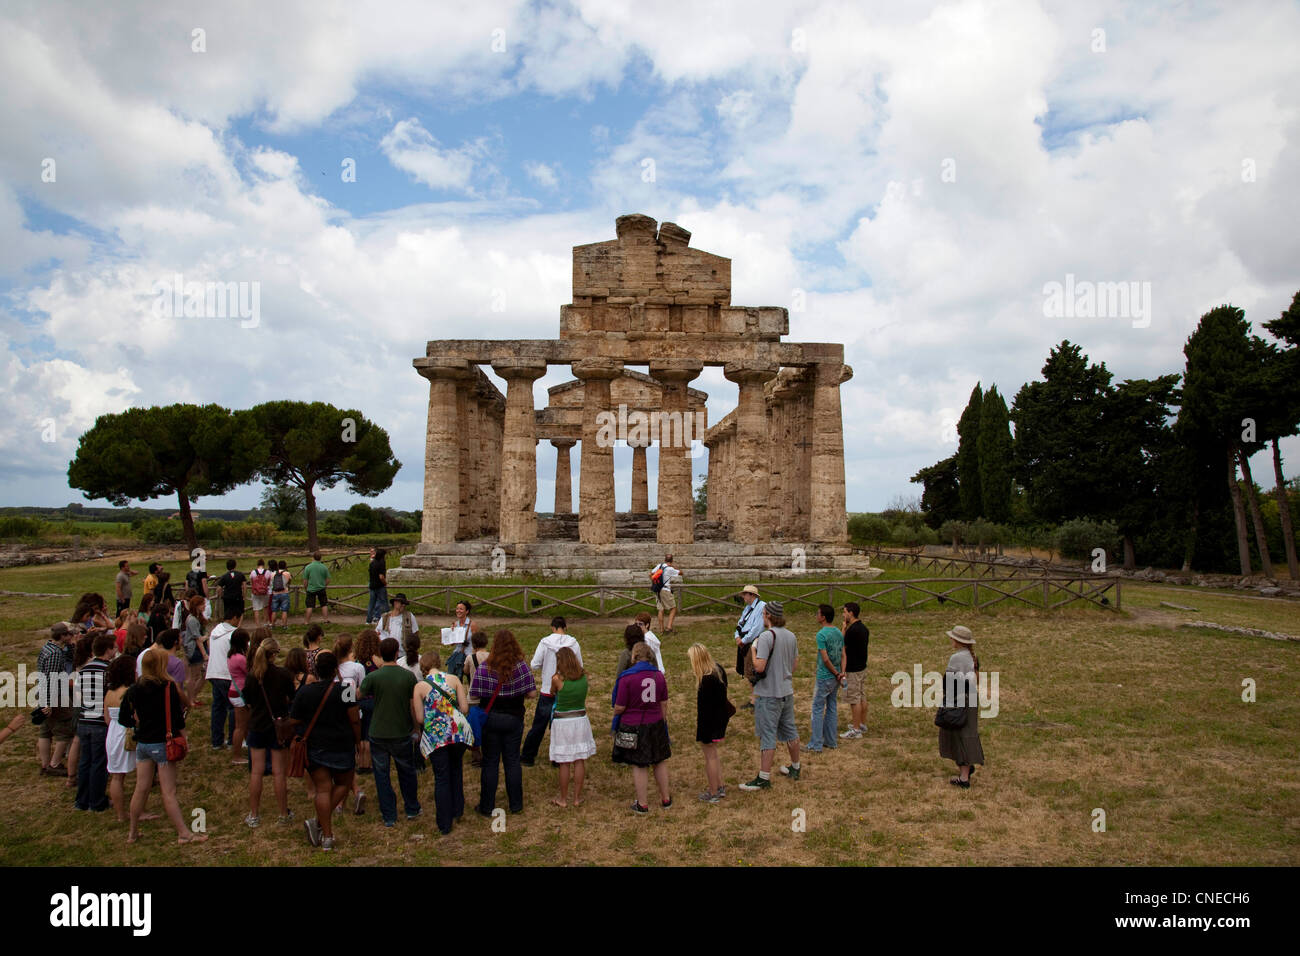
[
  {"left": 320, "top": 836, "right": 335, "bottom": 852},
  {"left": 741, "top": 702, "right": 755, "bottom": 710},
  {"left": 304, "top": 818, "right": 322, "bottom": 847},
  {"left": 244, "top": 814, "right": 260, "bottom": 829},
  {"left": 716, "top": 785, "right": 727, "bottom": 798},
  {"left": 738, "top": 775, "right": 771, "bottom": 791},
  {"left": 840, "top": 727, "right": 861, "bottom": 739},
  {"left": 277, "top": 810, "right": 296, "bottom": 825},
  {"left": 631, "top": 801, "right": 649, "bottom": 815},
  {"left": 779, "top": 764, "right": 801, "bottom": 780},
  {"left": 406, "top": 811, "right": 422, "bottom": 821},
  {"left": 353, "top": 792, "right": 366, "bottom": 815},
  {"left": 706, "top": 792, "right": 721, "bottom": 804},
  {"left": 698, "top": 790, "right": 715, "bottom": 802},
  {"left": 661, "top": 797, "right": 673, "bottom": 809}
]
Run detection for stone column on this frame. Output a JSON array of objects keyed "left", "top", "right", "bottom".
[
  {"left": 650, "top": 360, "right": 703, "bottom": 545},
  {"left": 703, "top": 435, "right": 719, "bottom": 522},
  {"left": 573, "top": 360, "right": 623, "bottom": 544},
  {"left": 418, "top": 359, "right": 470, "bottom": 545},
  {"left": 456, "top": 381, "right": 477, "bottom": 539},
  {"left": 724, "top": 363, "right": 779, "bottom": 542},
  {"left": 630, "top": 440, "right": 650, "bottom": 513},
  {"left": 552, "top": 439, "right": 576, "bottom": 514},
  {"left": 810, "top": 362, "right": 852, "bottom": 543},
  {"left": 492, "top": 360, "right": 548, "bottom": 544}
]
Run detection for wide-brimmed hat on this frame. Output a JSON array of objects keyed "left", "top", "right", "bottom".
[
  {"left": 946, "top": 625, "right": 975, "bottom": 645},
  {"left": 391, "top": 593, "right": 409, "bottom": 605},
  {"left": 741, "top": 584, "right": 760, "bottom": 597},
  {"left": 765, "top": 601, "right": 784, "bottom": 617}
]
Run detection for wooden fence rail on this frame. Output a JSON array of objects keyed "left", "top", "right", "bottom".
[
  {"left": 208, "top": 576, "right": 1119, "bottom": 621},
  {"left": 860, "top": 546, "right": 1076, "bottom": 580}
]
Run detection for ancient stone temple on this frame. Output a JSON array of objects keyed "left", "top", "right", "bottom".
[{"left": 391, "top": 214, "right": 869, "bottom": 582}]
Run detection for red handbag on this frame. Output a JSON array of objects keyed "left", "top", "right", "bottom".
[
  {"left": 288, "top": 681, "right": 333, "bottom": 778},
  {"left": 164, "top": 683, "right": 188, "bottom": 763}
]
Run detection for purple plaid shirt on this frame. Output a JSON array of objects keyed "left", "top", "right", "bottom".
[{"left": 469, "top": 660, "right": 535, "bottom": 700}]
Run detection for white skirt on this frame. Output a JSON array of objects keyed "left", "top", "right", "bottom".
[
  {"left": 549, "top": 713, "right": 597, "bottom": 763},
  {"left": 106, "top": 708, "right": 136, "bottom": 775}
]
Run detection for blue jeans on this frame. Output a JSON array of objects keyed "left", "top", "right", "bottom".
[
  {"left": 430, "top": 742, "right": 466, "bottom": 834},
  {"left": 367, "top": 587, "right": 389, "bottom": 623},
  {"left": 520, "top": 694, "right": 555, "bottom": 764},
  {"left": 809, "top": 677, "right": 840, "bottom": 750},
  {"left": 75, "top": 721, "right": 110, "bottom": 811},
  {"left": 370, "top": 736, "right": 421, "bottom": 824},
  {"left": 209, "top": 678, "right": 234, "bottom": 747},
  {"left": 478, "top": 711, "right": 524, "bottom": 814}
]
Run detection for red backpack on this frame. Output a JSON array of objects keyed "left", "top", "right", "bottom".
[{"left": 250, "top": 568, "right": 271, "bottom": 595}]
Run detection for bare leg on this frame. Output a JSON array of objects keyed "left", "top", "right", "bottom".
[
  {"left": 37, "top": 736, "right": 51, "bottom": 769},
  {"left": 311, "top": 767, "right": 334, "bottom": 838},
  {"left": 759, "top": 747, "right": 775, "bottom": 774},
  {"left": 271, "top": 749, "right": 289, "bottom": 816},
  {"left": 702, "top": 742, "right": 721, "bottom": 793},
  {"left": 632, "top": 766, "right": 649, "bottom": 808},
  {"left": 128, "top": 760, "right": 155, "bottom": 843},
  {"left": 786, "top": 738, "right": 800, "bottom": 765},
  {"left": 159, "top": 762, "right": 205, "bottom": 843},
  {"left": 231, "top": 708, "right": 249, "bottom": 758},
  {"left": 653, "top": 760, "right": 671, "bottom": 804},
  {"left": 110, "top": 772, "right": 127, "bottom": 822},
  {"left": 249, "top": 748, "right": 266, "bottom": 816},
  {"left": 555, "top": 763, "right": 569, "bottom": 806},
  {"left": 572, "top": 760, "right": 585, "bottom": 805},
  {"left": 65, "top": 736, "right": 79, "bottom": 788}
]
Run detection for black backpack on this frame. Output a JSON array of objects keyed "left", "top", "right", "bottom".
[
  {"left": 186, "top": 569, "right": 205, "bottom": 592},
  {"left": 272, "top": 570, "right": 285, "bottom": 591},
  {"left": 650, "top": 565, "right": 666, "bottom": 594}
]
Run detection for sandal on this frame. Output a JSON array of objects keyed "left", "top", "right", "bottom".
[{"left": 949, "top": 776, "right": 970, "bottom": 789}]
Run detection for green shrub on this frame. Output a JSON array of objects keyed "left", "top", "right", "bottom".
[
  {"left": 848, "top": 514, "right": 892, "bottom": 543},
  {"left": 0, "top": 516, "right": 44, "bottom": 538},
  {"left": 219, "top": 521, "right": 279, "bottom": 544},
  {"left": 890, "top": 522, "right": 938, "bottom": 547},
  {"left": 1055, "top": 518, "right": 1121, "bottom": 561}
]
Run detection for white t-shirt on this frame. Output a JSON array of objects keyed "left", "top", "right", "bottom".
[
  {"left": 398, "top": 658, "right": 423, "bottom": 680},
  {"left": 643, "top": 630, "right": 665, "bottom": 673},
  {"left": 654, "top": 564, "right": 681, "bottom": 592},
  {"left": 377, "top": 611, "right": 419, "bottom": 646},
  {"left": 531, "top": 633, "right": 583, "bottom": 695},
  {"left": 205, "top": 622, "right": 235, "bottom": 680},
  {"left": 338, "top": 660, "right": 365, "bottom": 698}
]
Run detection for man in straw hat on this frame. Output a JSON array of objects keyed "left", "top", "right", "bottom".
[
  {"left": 733, "top": 585, "right": 765, "bottom": 710},
  {"left": 739, "top": 601, "right": 801, "bottom": 790}
]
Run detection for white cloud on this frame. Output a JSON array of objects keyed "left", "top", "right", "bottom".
[
  {"left": 523, "top": 161, "right": 559, "bottom": 188},
  {"left": 380, "top": 119, "right": 481, "bottom": 193}
]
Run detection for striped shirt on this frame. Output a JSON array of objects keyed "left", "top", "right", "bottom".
[{"left": 77, "top": 659, "right": 109, "bottom": 723}]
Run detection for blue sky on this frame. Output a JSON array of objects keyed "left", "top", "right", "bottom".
[{"left": 1, "top": 0, "right": 1298, "bottom": 517}]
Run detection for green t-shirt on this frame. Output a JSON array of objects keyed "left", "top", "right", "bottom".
[
  {"left": 302, "top": 560, "right": 330, "bottom": 592},
  {"left": 815, "top": 626, "right": 845, "bottom": 681},
  {"left": 360, "top": 665, "right": 418, "bottom": 739}
]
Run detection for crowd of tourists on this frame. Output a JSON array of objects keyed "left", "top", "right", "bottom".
[{"left": 22, "top": 557, "right": 983, "bottom": 850}]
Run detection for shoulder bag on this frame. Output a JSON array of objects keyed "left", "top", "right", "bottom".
[
  {"left": 288, "top": 682, "right": 334, "bottom": 778},
  {"left": 258, "top": 673, "right": 296, "bottom": 747},
  {"left": 934, "top": 669, "right": 972, "bottom": 730},
  {"left": 745, "top": 629, "right": 774, "bottom": 686},
  {"left": 164, "top": 683, "right": 188, "bottom": 763},
  {"left": 467, "top": 675, "right": 502, "bottom": 740}
]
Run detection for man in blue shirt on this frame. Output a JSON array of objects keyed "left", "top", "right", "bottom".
[
  {"left": 807, "top": 603, "right": 845, "bottom": 753},
  {"left": 733, "top": 585, "right": 766, "bottom": 710}
]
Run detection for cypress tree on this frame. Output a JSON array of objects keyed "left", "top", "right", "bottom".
[
  {"left": 978, "top": 385, "right": 1013, "bottom": 523},
  {"left": 956, "top": 383, "right": 983, "bottom": 520}
]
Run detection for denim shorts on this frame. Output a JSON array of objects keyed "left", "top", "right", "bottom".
[
  {"left": 307, "top": 747, "right": 355, "bottom": 773},
  {"left": 271, "top": 593, "right": 289, "bottom": 613},
  {"left": 136, "top": 741, "right": 168, "bottom": 765},
  {"left": 754, "top": 694, "right": 797, "bottom": 751}
]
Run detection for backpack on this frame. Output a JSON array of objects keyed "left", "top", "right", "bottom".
[
  {"left": 272, "top": 570, "right": 285, "bottom": 591},
  {"left": 650, "top": 565, "right": 666, "bottom": 594},
  {"left": 185, "top": 569, "right": 205, "bottom": 592},
  {"left": 250, "top": 569, "right": 270, "bottom": 595}
]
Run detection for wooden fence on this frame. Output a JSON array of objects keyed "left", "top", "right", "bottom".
[
  {"left": 208, "top": 575, "right": 1119, "bottom": 620},
  {"left": 859, "top": 546, "right": 1069, "bottom": 579}
]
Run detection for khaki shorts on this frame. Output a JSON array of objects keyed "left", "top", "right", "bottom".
[
  {"left": 843, "top": 670, "right": 867, "bottom": 706},
  {"left": 38, "top": 707, "right": 77, "bottom": 742},
  {"left": 656, "top": 588, "right": 676, "bottom": 611}
]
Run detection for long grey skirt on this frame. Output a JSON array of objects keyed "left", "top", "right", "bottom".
[{"left": 938, "top": 706, "right": 984, "bottom": 766}]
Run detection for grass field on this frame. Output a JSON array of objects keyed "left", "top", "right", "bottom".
[{"left": 1, "top": 555, "right": 1297, "bottom": 866}]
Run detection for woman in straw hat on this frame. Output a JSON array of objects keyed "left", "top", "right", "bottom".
[{"left": 938, "top": 625, "right": 983, "bottom": 788}]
